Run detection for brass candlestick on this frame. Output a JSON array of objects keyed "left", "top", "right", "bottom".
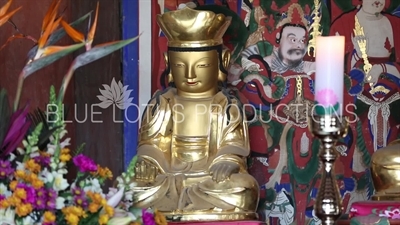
[{"left": 309, "top": 115, "right": 349, "bottom": 225}]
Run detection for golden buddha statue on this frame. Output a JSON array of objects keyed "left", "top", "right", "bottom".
[
  {"left": 371, "top": 139, "right": 400, "bottom": 201},
  {"left": 123, "top": 7, "right": 260, "bottom": 221}
]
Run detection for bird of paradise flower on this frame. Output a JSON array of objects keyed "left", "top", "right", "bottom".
[{"left": 0, "top": 0, "right": 139, "bottom": 159}]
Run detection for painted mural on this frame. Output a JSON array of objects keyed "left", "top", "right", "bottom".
[{"left": 150, "top": 0, "right": 400, "bottom": 224}]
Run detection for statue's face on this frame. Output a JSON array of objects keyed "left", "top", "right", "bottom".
[
  {"left": 169, "top": 50, "right": 219, "bottom": 96},
  {"left": 278, "top": 26, "right": 306, "bottom": 66},
  {"left": 362, "top": 0, "right": 385, "bottom": 14}
]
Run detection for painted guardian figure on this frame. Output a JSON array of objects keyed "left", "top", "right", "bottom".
[{"left": 123, "top": 7, "right": 259, "bottom": 221}]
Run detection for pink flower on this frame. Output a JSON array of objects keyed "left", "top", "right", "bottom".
[
  {"left": 73, "top": 154, "right": 98, "bottom": 173},
  {"left": 0, "top": 160, "right": 13, "bottom": 179},
  {"left": 315, "top": 88, "right": 339, "bottom": 107},
  {"left": 142, "top": 209, "right": 156, "bottom": 225},
  {"left": 16, "top": 183, "right": 35, "bottom": 204}
]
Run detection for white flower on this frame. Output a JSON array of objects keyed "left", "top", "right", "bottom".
[
  {"left": 47, "top": 144, "right": 56, "bottom": 155},
  {"left": 124, "top": 190, "right": 133, "bottom": 202},
  {"left": 60, "top": 138, "right": 71, "bottom": 148},
  {"left": 83, "top": 178, "right": 103, "bottom": 194},
  {"left": 29, "top": 151, "right": 40, "bottom": 158},
  {"left": 0, "top": 208, "right": 16, "bottom": 225},
  {"left": 46, "top": 171, "right": 69, "bottom": 191},
  {"left": 18, "top": 214, "right": 34, "bottom": 225},
  {"left": 56, "top": 197, "right": 66, "bottom": 209},
  {"left": 0, "top": 184, "right": 11, "bottom": 198},
  {"left": 106, "top": 188, "right": 118, "bottom": 200},
  {"left": 57, "top": 169, "right": 68, "bottom": 174},
  {"left": 8, "top": 153, "right": 16, "bottom": 162},
  {"left": 16, "top": 162, "right": 25, "bottom": 171},
  {"left": 106, "top": 188, "right": 125, "bottom": 208}
]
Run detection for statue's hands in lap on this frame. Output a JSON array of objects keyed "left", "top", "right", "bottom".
[
  {"left": 209, "top": 161, "right": 240, "bottom": 183},
  {"left": 134, "top": 160, "right": 158, "bottom": 181}
]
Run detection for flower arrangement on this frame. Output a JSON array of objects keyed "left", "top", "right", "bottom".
[{"left": 0, "top": 0, "right": 166, "bottom": 224}]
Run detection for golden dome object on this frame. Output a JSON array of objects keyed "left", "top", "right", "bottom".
[
  {"left": 371, "top": 140, "right": 400, "bottom": 201},
  {"left": 156, "top": 7, "right": 231, "bottom": 48}
]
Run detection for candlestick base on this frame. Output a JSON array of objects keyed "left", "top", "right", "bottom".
[{"left": 309, "top": 115, "right": 349, "bottom": 225}]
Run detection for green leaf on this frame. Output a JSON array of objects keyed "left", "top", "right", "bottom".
[
  {"left": 0, "top": 88, "right": 11, "bottom": 146},
  {"left": 71, "top": 36, "right": 140, "bottom": 70},
  {"left": 47, "top": 11, "right": 92, "bottom": 46},
  {"left": 73, "top": 143, "right": 86, "bottom": 156},
  {"left": 23, "top": 43, "right": 85, "bottom": 78},
  {"left": 57, "top": 36, "right": 140, "bottom": 102},
  {"left": 27, "top": 11, "right": 92, "bottom": 60}
]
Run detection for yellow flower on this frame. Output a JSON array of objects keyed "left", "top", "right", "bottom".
[
  {"left": 14, "top": 188, "right": 26, "bottom": 200},
  {"left": 105, "top": 205, "right": 114, "bottom": 217},
  {"left": 88, "top": 202, "right": 100, "bottom": 213},
  {"left": 14, "top": 170, "right": 26, "bottom": 179},
  {"left": 62, "top": 206, "right": 86, "bottom": 225},
  {"left": 0, "top": 199, "right": 10, "bottom": 208},
  {"left": 9, "top": 181, "right": 18, "bottom": 191},
  {"left": 87, "top": 191, "right": 104, "bottom": 205},
  {"left": 43, "top": 211, "right": 56, "bottom": 223},
  {"left": 31, "top": 178, "right": 44, "bottom": 189},
  {"left": 93, "top": 166, "right": 113, "bottom": 180},
  {"left": 154, "top": 209, "right": 167, "bottom": 225},
  {"left": 60, "top": 148, "right": 72, "bottom": 162},
  {"left": 98, "top": 214, "right": 109, "bottom": 225},
  {"left": 25, "top": 159, "right": 41, "bottom": 173},
  {"left": 8, "top": 196, "right": 21, "bottom": 206},
  {"left": 59, "top": 154, "right": 71, "bottom": 162},
  {"left": 61, "top": 148, "right": 70, "bottom": 154},
  {"left": 71, "top": 206, "right": 85, "bottom": 217},
  {"left": 15, "top": 203, "right": 33, "bottom": 217},
  {"left": 65, "top": 213, "right": 79, "bottom": 225}
]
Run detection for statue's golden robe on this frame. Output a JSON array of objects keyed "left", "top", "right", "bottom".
[{"left": 131, "top": 88, "right": 259, "bottom": 214}]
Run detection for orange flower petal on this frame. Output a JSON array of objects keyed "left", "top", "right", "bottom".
[
  {"left": 38, "top": 1, "right": 60, "bottom": 48},
  {"left": 41, "top": 45, "right": 72, "bottom": 56},
  {"left": 87, "top": 1, "right": 99, "bottom": 43},
  {"left": 49, "top": 15, "right": 62, "bottom": 34},
  {"left": 61, "top": 20, "right": 85, "bottom": 43},
  {"left": 41, "top": 0, "right": 60, "bottom": 32},
  {"left": 0, "top": 6, "right": 21, "bottom": 27},
  {"left": 0, "top": 0, "right": 13, "bottom": 17}
]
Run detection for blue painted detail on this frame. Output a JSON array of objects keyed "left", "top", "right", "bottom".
[{"left": 122, "top": 0, "right": 139, "bottom": 170}]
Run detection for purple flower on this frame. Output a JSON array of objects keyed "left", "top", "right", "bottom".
[
  {"left": 74, "top": 195, "right": 88, "bottom": 208},
  {"left": 34, "top": 154, "right": 51, "bottom": 167},
  {"left": 0, "top": 160, "right": 13, "bottom": 179},
  {"left": 16, "top": 183, "right": 35, "bottom": 204},
  {"left": 142, "top": 209, "right": 156, "bottom": 225},
  {"left": 46, "top": 188, "right": 57, "bottom": 210},
  {"left": 72, "top": 187, "right": 85, "bottom": 197},
  {"left": 0, "top": 194, "right": 5, "bottom": 201},
  {"left": 0, "top": 103, "right": 31, "bottom": 158},
  {"left": 36, "top": 188, "right": 47, "bottom": 199},
  {"left": 34, "top": 196, "right": 46, "bottom": 210},
  {"left": 73, "top": 154, "right": 97, "bottom": 173}
]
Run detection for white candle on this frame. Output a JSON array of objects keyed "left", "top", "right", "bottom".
[{"left": 315, "top": 36, "right": 345, "bottom": 115}]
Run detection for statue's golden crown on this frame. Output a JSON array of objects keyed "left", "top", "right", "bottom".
[{"left": 156, "top": 7, "right": 232, "bottom": 48}]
